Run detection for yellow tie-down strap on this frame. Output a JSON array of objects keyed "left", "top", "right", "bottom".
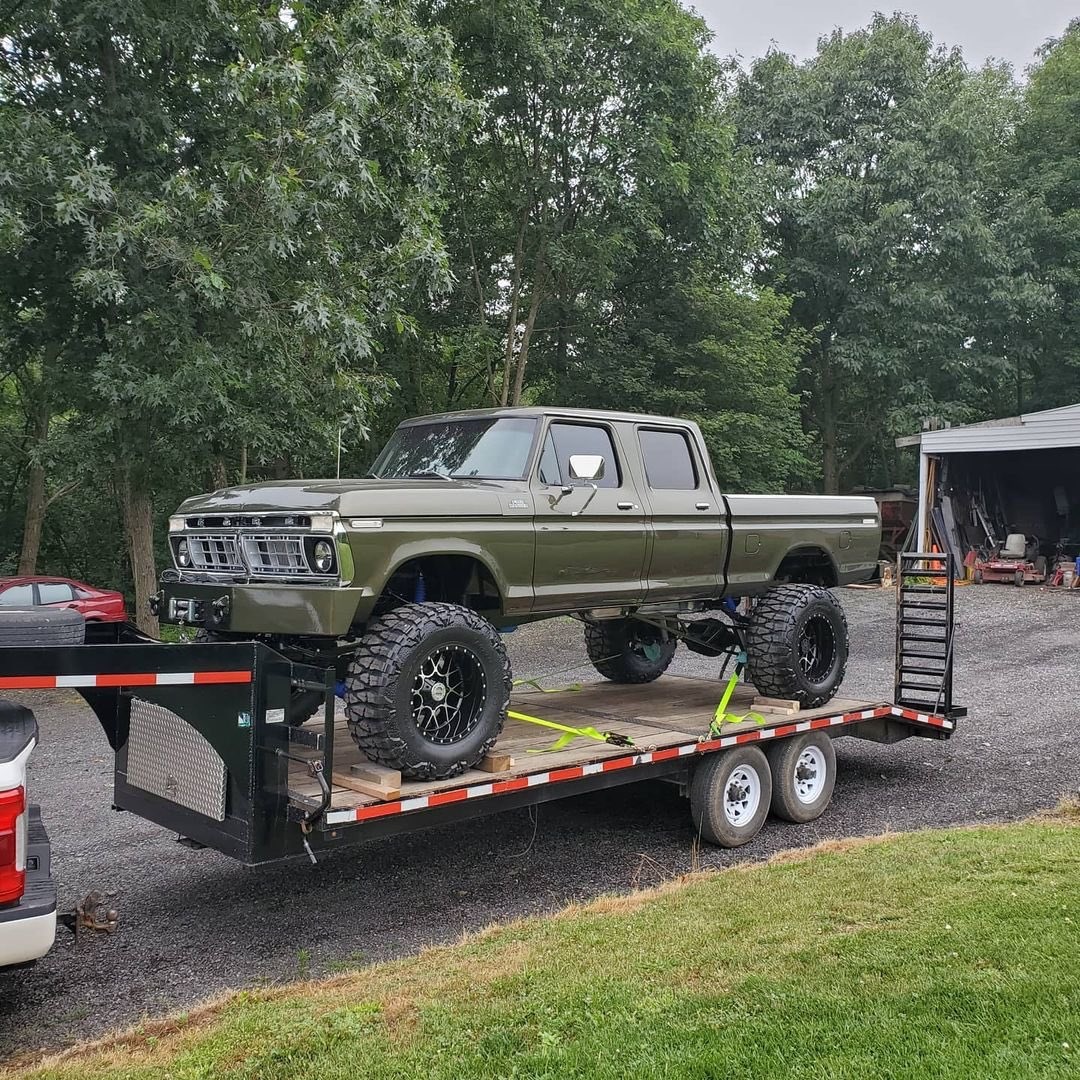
[
  {"left": 709, "top": 663, "right": 766, "bottom": 737},
  {"left": 507, "top": 709, "right": 635, "bottom": 752}
]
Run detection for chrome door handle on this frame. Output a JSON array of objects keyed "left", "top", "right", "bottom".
[
  {"left": 617, "top": 502, "right": 637, "bottom": 511},
  {"left": 696, "top": 502, "right": 711, "bottom": 510}
]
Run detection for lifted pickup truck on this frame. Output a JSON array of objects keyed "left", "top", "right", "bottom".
[{"left": 157, "top": 408, "right": 880, "bottom": 778}]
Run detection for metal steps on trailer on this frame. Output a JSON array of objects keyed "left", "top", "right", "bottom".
[{"left": 894, "top": 551, "right": 963, "bottom": 718}]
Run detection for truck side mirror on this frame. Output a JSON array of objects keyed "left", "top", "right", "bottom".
[{"left": 568, "top": 455, "right": 605, "bottom": 483}]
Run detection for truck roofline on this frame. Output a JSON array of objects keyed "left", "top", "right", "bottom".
[{"left": 396, "top": 406, "right": 704, "bottom": 429}]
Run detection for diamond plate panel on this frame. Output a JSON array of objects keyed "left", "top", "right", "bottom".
[{"left": 126, "top": 698, "right": 227, "bottom": 821}]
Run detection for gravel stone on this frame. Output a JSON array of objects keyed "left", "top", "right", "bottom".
[{"left": 1, "top": 586, "right": 1077, "bottom": 1059}]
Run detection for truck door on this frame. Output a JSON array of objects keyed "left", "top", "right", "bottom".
[
  {"left": 530, "top": 420, "right": 647, "bottom": 611},
  {"left": 636, "top": 426, "right": 725, "bottom": 601}
]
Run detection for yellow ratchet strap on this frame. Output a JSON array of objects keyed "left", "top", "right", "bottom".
[
  {"left": 507, "top": 709, "right": 635, "bottom": 752},
  {"left": 709, "top": 658, "right": 766, "bottom": 737}
]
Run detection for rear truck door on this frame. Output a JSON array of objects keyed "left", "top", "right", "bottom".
[
  {"left": 529, "top": 419, "right": 647, "bottom": 611},
  {"left": 634, "top": 425, "right": 725, "bottom": 602}
]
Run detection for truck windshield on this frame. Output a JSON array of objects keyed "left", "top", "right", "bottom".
[{"left": 372, "top": 417, "right": 538, "bottom": 480}]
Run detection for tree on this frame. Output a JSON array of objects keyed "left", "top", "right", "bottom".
[
  {"left": 1012, "top": 19, "right": 1080, "bottom": 411},
  {"left": 732, "top": 14, "right": 1051, "bottom": 491},
  {"left": 1, "top": 1, "right": 470, "bottom": 629}
]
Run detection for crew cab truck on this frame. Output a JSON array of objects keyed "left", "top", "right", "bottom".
[{"left": 157, "top": 408, "right": 881, "bottom": 780}]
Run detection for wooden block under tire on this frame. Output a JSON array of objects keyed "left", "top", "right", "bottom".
[
  {"left": 478, "top": 752, "right": 514, "bottom": 773},
  {"left": 751, "top": 696, "right": 800, "bottom": 713}
]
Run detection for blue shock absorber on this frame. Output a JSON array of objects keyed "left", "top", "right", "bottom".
[{"left": 414, "top": 571, "right": 426, "bottom": 604}]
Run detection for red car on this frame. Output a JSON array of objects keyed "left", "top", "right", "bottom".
[{"left": 0, "top": 576, "right": 127, "bottom": 623}]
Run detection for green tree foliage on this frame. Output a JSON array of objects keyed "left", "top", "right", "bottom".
[
  {"left": 732, "top": 14, "right": 1053, "bottom": 491},
  {"left": 1, "top": 0, "right": 469, "bottom": 626},
  {"left": 370, "top": 0, "right": 809, "bottom": 490},
  {"left": 1012, "top": 20, "right": 1080, "bottom": 410}
]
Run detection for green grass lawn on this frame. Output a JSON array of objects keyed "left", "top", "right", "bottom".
[{"left": 13, "top": 814, "right": 1079, "bottom": 1080}]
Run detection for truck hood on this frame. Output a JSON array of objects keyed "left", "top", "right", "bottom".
[{"left": 177, "top": 478, "right": 519, "bottom": 519}]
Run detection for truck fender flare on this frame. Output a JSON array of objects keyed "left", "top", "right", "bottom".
[
  {"left": 774, "top": 543, "right": 840, "bottom": 586},
  {"left": 382, "top": 545, "right": 510, "bottom": 605}
]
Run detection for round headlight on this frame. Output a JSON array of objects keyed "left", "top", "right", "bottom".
[
  {"left": 312, "top": 539, "right": 334, "bottom": 574},
  {"left": 176, "top": 539, "right": 190, "bottom": 567}
]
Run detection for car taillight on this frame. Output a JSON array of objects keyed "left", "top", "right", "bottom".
[{"left": 0, "top": 787, "right": 26, "bottom": 904}]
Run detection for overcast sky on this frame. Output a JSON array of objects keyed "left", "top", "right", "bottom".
[{"left": 693, "top": 2, "right": 1076, "bottom": 73}]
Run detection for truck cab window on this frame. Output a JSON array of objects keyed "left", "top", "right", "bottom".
[
  {"left": 547, "top": 423, "right": 620, "bottom": 488},
  {"left": 639, "top": 429, "right": 698, "bottom": 490}
]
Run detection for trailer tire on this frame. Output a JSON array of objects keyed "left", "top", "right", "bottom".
[
  {"left": 746, "top": 585, "right": 848, "bottom": 708},
  {"left": 690, "top": 746, "right": 772, "bottom": 847},
  {"left": 765, "top": 731, "right": 836, "bottom": 823},
  {"left": 584, "top": 618, "right": 676, "bottom": 683},
  {"left": 345, "top": 602, "right": 510, "bottom": 780},
  {"left": 0, "top": 607, "right": 85, "bottom": 648}
]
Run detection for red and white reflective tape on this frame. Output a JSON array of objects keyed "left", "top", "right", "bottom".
[
  {"left": 0, "top": 670, "right": 253, "bottom": 690},
  {"left": 325, "top": 704, "right": 953, "bottom": 826}
]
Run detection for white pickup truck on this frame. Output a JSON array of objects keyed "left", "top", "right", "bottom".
[
  {"left": 0, "top": 701, "right": 56, "bottom": 966},
  {"left": 0, "top": 609, "right": 67, "bottom": 967}
]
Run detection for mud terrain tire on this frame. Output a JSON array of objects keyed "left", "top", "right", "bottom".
[
  {"left": 746, "top": 585, "right": 848, "bottom": 708},
  {"left": 345, "top": 602, "right": 511, "bottom": 780},
  {"left": 584, "top": 618, "right": 677, "bottom": 683}
]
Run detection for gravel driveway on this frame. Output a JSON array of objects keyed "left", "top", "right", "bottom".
[{"left": 2, "top": 586, "right": 1078, "bottom": 1060}]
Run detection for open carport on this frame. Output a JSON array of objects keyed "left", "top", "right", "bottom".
[{"left": 899, "top": 404, "right": 1080, "bottom": 578}]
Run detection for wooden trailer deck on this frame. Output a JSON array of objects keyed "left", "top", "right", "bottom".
[{"left": 289, "top": 675, "right": 882, "bottom": 813}]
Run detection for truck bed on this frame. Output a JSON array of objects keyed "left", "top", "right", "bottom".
[{"left": 288, "top": 676, "right": 931, "bottom": 821}]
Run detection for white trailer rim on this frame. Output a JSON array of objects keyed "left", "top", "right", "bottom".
[
  {"left": 794, "top": 745, "right": 827, "bottom": 804},
  {"left": 723, "top": 764, "right": 762, "bottom": 827}
]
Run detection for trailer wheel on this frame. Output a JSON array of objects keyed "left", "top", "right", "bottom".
[
  {"left": 689, "top": 746, "right": 772, "bottom": 847},
  {"left": 345, "top": 602, "right": 510, "bottom": 780},
  {"left": 765, "top": 732, "right": 836, "bottom": 823},
  {"left": 584, "top": 618, "right": 676, "bottom": 683},
  {"left": 746, "top": 585, "right": 848, "bottom": 708},
  {"left": 0, "top": 607, "right": 84, "bottom": 647}
]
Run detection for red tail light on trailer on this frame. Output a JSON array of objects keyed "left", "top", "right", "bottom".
[{"left": 0, "top": 786, "right": 26, "bottom": 904}]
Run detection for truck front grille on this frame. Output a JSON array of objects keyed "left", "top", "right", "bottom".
[
  {"left": 242, "top": 534, "right": 313, "bottom": 575},
  {"left": 187, "top": 534, "right": 244, "bottom": 573}
]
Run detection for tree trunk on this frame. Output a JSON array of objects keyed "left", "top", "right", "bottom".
[
  {"left": 119, "top": 469, "right": 159, "bottom": 636},
  {"left": 18, "top": 407, "right": 49, "bottom": 576},
  {"left": 212, "top": 457, "right": 228, "bottom": 490},
  {"left": 510, "top": 266, "right": 546, "bottom": 406},
  {"left": 818, "top": 332, "right": 840, "bottom": 494}
]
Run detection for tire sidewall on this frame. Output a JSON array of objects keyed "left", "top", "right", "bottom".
[
  {"left": 385, "top": 614, "right": 509, "bottom": 768},
  {"left": 691, "top": 746, "right": 772, "bottom": 847},
  {"left": 766, "top": 732, "right": 837, "bottom": 823}
]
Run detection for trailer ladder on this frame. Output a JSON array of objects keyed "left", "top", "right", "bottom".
[{"left": 894, "top": 551, "right": 959, "bottom": 717}]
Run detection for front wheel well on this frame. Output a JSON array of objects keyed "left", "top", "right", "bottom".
[
  {"left": 774, "top": 547, "right": 838, "bottom": 588},
  {"left": 375, "top": 555, "right": 503, "bottom": 618}
]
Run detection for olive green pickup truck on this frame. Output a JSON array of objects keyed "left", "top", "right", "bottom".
[{"left": 159, "top": 408, "right": 880, "bottom": 778}]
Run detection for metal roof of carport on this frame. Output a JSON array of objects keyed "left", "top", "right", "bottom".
[{"left": 899, "top": 403, "right": 1080, "bottom": 455}]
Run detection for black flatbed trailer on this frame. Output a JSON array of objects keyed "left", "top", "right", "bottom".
[{"left": 0, "top": 554, "right": 963, "bottom": 865}]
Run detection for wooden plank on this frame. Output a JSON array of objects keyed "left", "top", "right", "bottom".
[
  {"left": 478, "top": 751, "right": 514, "bottom": 773},
  {"left": 751, "top": 695, "right": 801, "bottom": 714},
  {"left": 332, "top": 771, "right": 400, "bottom": 802},
  {"left": 349, "top": 761, "right": 402, "bottom": 788}
]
